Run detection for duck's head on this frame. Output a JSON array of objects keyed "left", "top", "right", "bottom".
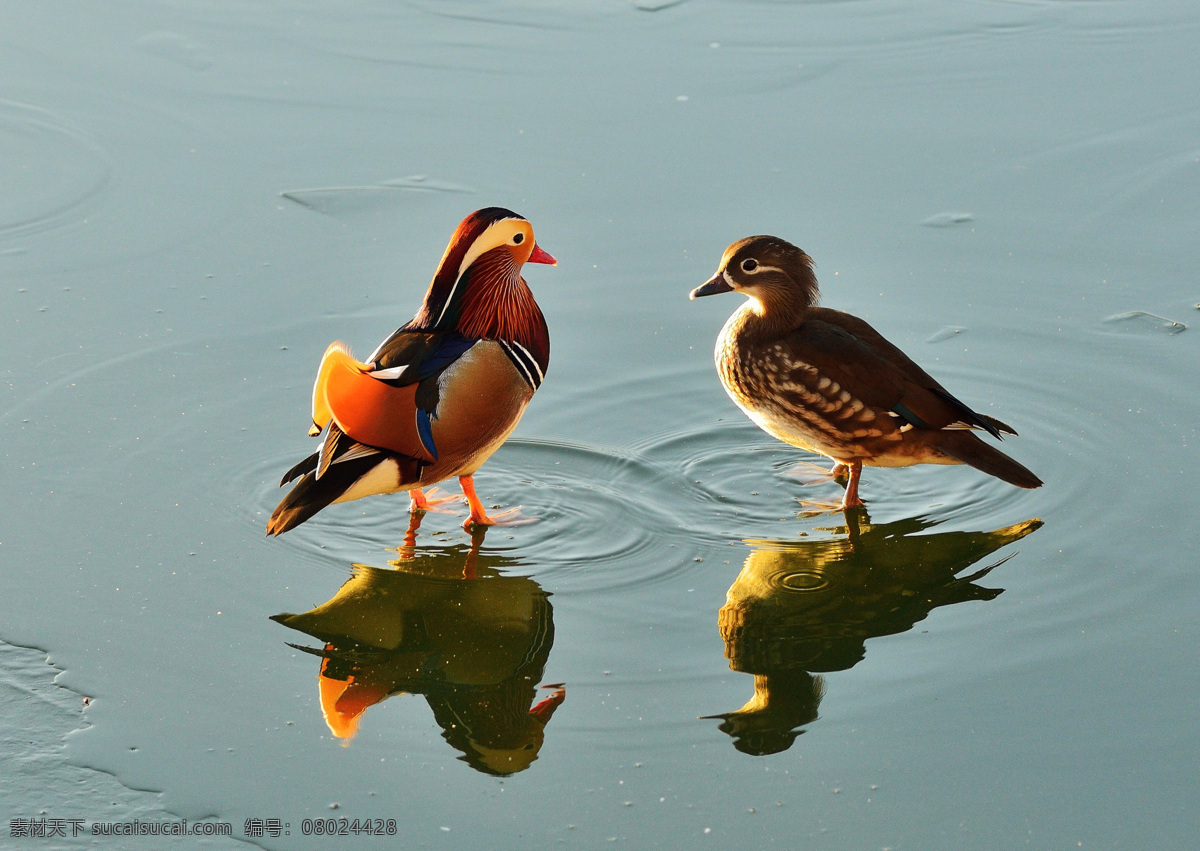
[
  {"left": 414, "top": 207, "right": 556, "bottom": 331},
  {"left": 690, "top": 235, "right": 819, "bottom": 317},
  {"left": 439, "top": 206, "right": 556, "bottom": 276}
]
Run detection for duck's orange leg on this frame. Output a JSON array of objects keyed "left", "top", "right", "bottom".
[
  {"left": 839, "top": 461, "right": 865, "bottom": 510},
  {"left": 797, "top": 459, "right": 863, "bottom": 514},
  {"left": 408, "top": 487, "right": 465, "bottom": 514},
  {"left": 459, "top": 475, "right": 535, "bottom": 530},
  {"left": 461, "top": 526, "right": 487, "bottom": 579},
  {"left": 395, "top": 509, "right": 425, "bottom": 559}
]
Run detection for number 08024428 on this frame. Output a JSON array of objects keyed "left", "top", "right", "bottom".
[{"left": 300, "top": 818, "right": 397, "bottom": 836}]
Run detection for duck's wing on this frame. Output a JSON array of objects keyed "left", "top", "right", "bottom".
[
  {"left": 309, "top": 331, "right": 478, "bottom": 463},
  {"left": 792, "top": 309, "right": 1009, "bottom": 438}
]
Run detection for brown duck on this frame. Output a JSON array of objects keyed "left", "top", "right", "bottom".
[{"left": 690, "top": 235, "right": 1042, "bottom": 510}]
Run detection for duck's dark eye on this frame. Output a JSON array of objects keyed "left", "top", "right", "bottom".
[
  {"left": 741, "top": 258, "right": 758, "bottom": 273},
  {"left": 513, "top": 232, "right": 525, "bottom": 244}
]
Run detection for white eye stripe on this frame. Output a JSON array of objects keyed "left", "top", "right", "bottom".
[
  {"left": 435, "top": 217, "right": 524, "bottom": 327},
  {"left": 455, "top": 220, "right": 516, "bottom": 285},
  {"left": 748, "top": 264, "right": 784, "bottom": 275},
  {"left": 729, "top": 263, "right": 784, "bottom": 277}
]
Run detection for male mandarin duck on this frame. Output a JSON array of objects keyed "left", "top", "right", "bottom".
[
  {"left": 267, "top": 207, "right": 554, "bottom": 535},
  {"left": 690, "top": 235, "right": 1042, "bottom": 510}
]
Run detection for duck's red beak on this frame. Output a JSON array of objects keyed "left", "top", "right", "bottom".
[{"left": 528, "top": 244, "right": 557, "bottom": 266}]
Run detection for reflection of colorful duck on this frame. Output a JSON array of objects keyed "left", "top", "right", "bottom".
[
  {"left": 272, "top": 538, "right": 563, "bottom": 775},
  {"left": 708, "top": 513, "right": 1042, "bottom": 755}
]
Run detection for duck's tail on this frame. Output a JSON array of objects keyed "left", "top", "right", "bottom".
[
  {"left": 937, "top": 431, "right": 1043, "bottom": 490},
  {"left": 266, "top": 451, "right": 410, "bottom": 536}
]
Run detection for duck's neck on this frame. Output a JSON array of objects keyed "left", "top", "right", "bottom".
[
  {"left": 454, "top": 252, "right": 550, "bottom": 371},
  {"left": 722, "top": 296, "right": 809, "bottom": 348}
]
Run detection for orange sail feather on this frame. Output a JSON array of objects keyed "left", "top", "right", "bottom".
[{"left": 311, "top": 343, "right": 435, "bottom": 462}]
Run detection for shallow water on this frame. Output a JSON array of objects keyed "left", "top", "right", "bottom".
[{"left": 2, "top": 1, "right": 1198, "bottom": 848}]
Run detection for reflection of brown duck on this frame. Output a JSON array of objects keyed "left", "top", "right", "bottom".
[
  {"left": 709, "top": 513, "right": 1041, "bottom": 755},
  {"left": 272, "top": 535, "right": 563, "bottom": 775}
]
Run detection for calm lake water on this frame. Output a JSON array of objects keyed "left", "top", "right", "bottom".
[{"left": 3, "top": 1, "right": 1198, "bottom": 848}]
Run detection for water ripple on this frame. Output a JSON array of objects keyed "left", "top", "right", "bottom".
[
  {"left": 0, "top": 99, "right": 113, "bottom": 244},
  {"left": 251, "top": 436, "right": 701, "bottom": 595},
  {"left": 15, "top": 315, "right": 1195, "bottom": 618}
]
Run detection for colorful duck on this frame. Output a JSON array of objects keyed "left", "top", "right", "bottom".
[
  {"left": 691, "top": 236, "right": 1042, "bottom": 510},
  {"left": 268, "top": 207, "right": 554, "bottom": 535}
]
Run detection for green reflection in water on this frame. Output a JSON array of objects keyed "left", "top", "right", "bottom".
[
  {"left": 272, "top": 527, "right": 563, "bottom": 776},
  {"left": 709, "top": 513, "right": 1042, "bottom": 755}
]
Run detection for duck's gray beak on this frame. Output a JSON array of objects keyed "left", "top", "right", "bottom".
[{"left": 689, "top": 272, "right": 733, "bottom": 300}]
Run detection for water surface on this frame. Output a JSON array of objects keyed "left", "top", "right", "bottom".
[{"left": 2, "top": 1, "right": 1198, "bottom": 848}]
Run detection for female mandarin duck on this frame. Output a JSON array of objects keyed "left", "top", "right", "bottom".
[
  {"left": 267, "top": 207, "right": 554, "bottom": 535},
  {"left": 690, "top": 236, "right": 1041, "bottom": 510}
]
